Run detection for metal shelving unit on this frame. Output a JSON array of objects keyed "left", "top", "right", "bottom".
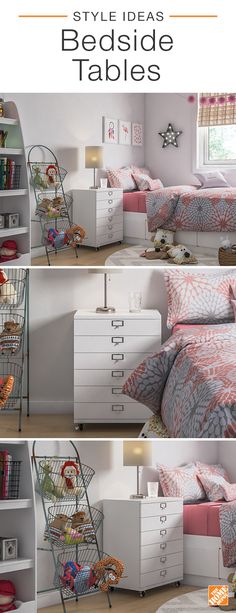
[{"left": 32, "top": 440, "right": 112, "bottom": 612}]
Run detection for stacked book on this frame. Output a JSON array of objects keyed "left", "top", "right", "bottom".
[{"left": 0, "top": 158, "right": 20, "bottom": 190}]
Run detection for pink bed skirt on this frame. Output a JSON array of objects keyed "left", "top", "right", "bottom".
[
  {"left": 123, "top": 191, "right": 147, "bottom": 213},
  {"left": 183, "top": 501, "right": 225, "bottom": 537},
  {"left": 172, "top": 324, "right": 207, "bottom": 334}
]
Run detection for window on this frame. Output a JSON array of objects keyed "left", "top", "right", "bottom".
[{"left": 199, "top": 125, "right": 236, "bottom": 166}]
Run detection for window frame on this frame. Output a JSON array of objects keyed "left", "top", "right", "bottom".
[{"left": 197, "top": 125, "right": 236, "bottom": 168}]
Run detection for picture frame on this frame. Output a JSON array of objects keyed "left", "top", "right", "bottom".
[
  {"left": 103, "top": 117, "right": 118, "bottom": 144},
  {"left": 132, "top": 122, "right": 143, "bottom": 146},
  {"left": 119, "top": 120, "right": 131, "bottom": 145}
]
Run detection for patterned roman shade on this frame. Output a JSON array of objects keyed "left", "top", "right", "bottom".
[{"left": 198, "top": 93, "right": 236, "bottom": 127}]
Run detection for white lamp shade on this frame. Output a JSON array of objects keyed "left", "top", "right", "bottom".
[
  {"left": 85, "top": 146, "right": 103, "bottom": 169},
  {"left": 123, "top": 441, "right": 152, "bottom": 467}
]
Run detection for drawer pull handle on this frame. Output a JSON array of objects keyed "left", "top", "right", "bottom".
[
  {"left": 108, "top": 233, "right": 113, "bottom": 238},
  {"left": 160, "top": 543, "right": 167, "bottom": 550},
  {"left": 108, "top": 216, "right": 113, "bottom": 221},
  {"left": 112, "top": 320, "right": 124, "bottom": 328},
  {"left": 112, "top": 370, "right": 124, "bottom": 378},
  {"left": 160, "top": 516, "right": 167, "bottom": 523},
  {"left": 112, "top": 404, "right": 124, "bottom": 412},
  {"left": 160, "top": 556, "right": 167, "bottom": 564},
  {"left": 108, "top": 199, "right": 113, "bottom": 204},
  {"left": 160, "top": 570, "right": 167, "bottom": 577},
  {"left": 160, "top": 529, "right": 167, "bottom": 536},
  {"left": 112, "top": 388, "right": 123, "bottom": 395},
  {"left": 112, "top": 337, "right": 124, "bottom": 345},
  {"left": 108, "top": 191, "right": 113, "bottom": 196},
  {"left": 108, "top": 224, "right": 113, "bottom": 230},
  {"left": 112, "top": 353, "right": 124, "bottom": 361},
  {"left": 160, "top": 502, "right": 167, "bottom": 509},
  {"left": 108, "top": 208, "right": 113, "bottom": 213}
]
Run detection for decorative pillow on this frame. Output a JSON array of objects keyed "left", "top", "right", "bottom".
[
  {"left": 132, "top": 173, "right": 163, "bottom": 191},
  {"left": 231, "top": 299, "right": 236, "bottom": 321},
  {"left": 157, "top": 463, "right": 206, "bottom": 503},
  {"left": 196, "top": 461, "right": 229, "bottom": 481},
  {"left": 130, "top": 165, "right": 151, "bottom": 177},
  {"left": 107, "top": 167, "right": 136, "bottom": 191},
  {"left": 164, "top": 270, "right": 236, "bottom": 329},
  {"left": 197, "top": 472, "right": 236, "bottom": 502},
  {"left": 194, "top": 171, "right": 230, "bottom": 189}
]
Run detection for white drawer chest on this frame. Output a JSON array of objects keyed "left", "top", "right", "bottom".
[
  {"left": 72, "top": 188, "right": 123, "bottom": 248},
  {"left": 73, "top": 309, "right": 161, "bottom": 429},
  {"left": 103, "top": 498, "right": 183, "bottom": 596}
]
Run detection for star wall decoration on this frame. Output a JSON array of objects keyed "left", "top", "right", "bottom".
[{"left": 159, "top": 123, "right": 182, "bottom": 148}]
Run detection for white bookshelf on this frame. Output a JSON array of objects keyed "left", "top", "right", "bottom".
[
  {"left": 0, "top": 101, "right": 30, "bottom": 265},
  {"left": 0, "top": 441, "right": 36, "bottom": 612}
]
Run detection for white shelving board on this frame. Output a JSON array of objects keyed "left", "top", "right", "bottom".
[
  {"left": 0, "top": 101, "right": 31, "bottom": 261},
  {"left": 0, "top": 558, "right": 34, "bottom": 573}
]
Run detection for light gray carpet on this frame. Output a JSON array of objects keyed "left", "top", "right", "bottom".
[
  {"left": 106, "top": 246, "right": 218, "bottom": 266},
  {"left": 157, "top": 589, "right": 210, "bottom": 611}
]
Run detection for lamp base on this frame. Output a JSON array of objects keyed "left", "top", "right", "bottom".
[
  {"left": 130, "top": 494, "right": 145, "bottom": 499},
  {"left": 96, "top": 306, "right": 116, "bottom": 313}
]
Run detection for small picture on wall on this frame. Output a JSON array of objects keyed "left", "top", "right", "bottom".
[
  {"left": 119, "top": 120, "right": 131, "bottom": 145},
  {"left": 132, "top": 122, "right": 143, "bottom": 146},
  {"left": 103, "top": 117, "right": 118, "bottom": 144}
]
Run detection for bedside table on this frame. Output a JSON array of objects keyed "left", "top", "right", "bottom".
[
  {"left": 73, "top": 309, "right": 161, "bottom": 430},
  {"left": 72, "top": 188, "right": 123, "bottom": 248},
  {"left": 103, "top": 498, "right": 183, "bottom": 597}
]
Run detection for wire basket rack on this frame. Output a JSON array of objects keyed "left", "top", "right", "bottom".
[
  {"left": 36, "top": 458, "right": 95, "bottom": 502},
  {"left": 45, "top": 503, "right": 103, "bottom": 547},
  {"left": 36, "top": 192, "right": 72, "bottom": 220},
  {"left": 29, "top": 162, "right": 67, "bottom": 193},
  {"left": 54, "top": 548, "right": 109, "bottom": 598},
  {"left": 0, "top": 269, "right": 27, "bottom": 310},
  {"left": 42, "top": 219, "right": 78, "bottom": 250},
  {"left": 0, "top": 459, "right": 21, "bottom": 499},
  {"left": 0, "top": 313, "right": 24, "bottom": 356},
  {"left": 0, "top": 361, "right": 22, "bottom": 409}
]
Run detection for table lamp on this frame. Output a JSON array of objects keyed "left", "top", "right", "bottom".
[
  {"left": 123, "top": 441, "right": 152, "bottom": 499},
  {"left": 85, "top": 146, "right": 103, "bottom": 188},
  {"left": 88, "top": 268, "right": 122, "bottom": 313}
]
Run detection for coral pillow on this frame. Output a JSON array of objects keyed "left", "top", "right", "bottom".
[
  {"left": 157, "top": 463, "right": 206, "bottom": 503},
  {"left": 133, "top": 173, "right": 163, "bottom": 191},
  {"left": 194, "top": 171, "right": 230, "bottom": 188},
  {"left": 164, "top": 270, "right": 236, "bottom": 329},
  {"left": 107, "top": 167, "right": 136, "bottom": 191}
]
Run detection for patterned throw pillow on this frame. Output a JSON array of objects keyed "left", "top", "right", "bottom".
[
  {"left": 130, "top": 165, "right": 151, "bottom": 177},
  {"left": 164, "top": 270, "right": 236, "bottom": 329},
  {"left": 196, "top": 462, "right": 230, "bottom": 502},
  {"left": 107, "top": 167, "right": 136, "bottom": 191},
  {"left": 157, "top": 463, "right": 206, "bottom": 503},
  {"left": 133, "top": 173, "right": 163, "bottom": 191}
]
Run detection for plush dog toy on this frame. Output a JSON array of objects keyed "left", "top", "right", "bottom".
[
  {"left": 0, "top": 321, "right": 22, "bottom": 337},
  {"left": 167, "top": 244, "right": 198, "bottom": 265},
  {"left": 152, "top": 229, "right": 175, "bottom": 252}
]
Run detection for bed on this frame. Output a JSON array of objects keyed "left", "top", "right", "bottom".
[{"left": 123, "top": 185, "right": 236, "bottom": 252}]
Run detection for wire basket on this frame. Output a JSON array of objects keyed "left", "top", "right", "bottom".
[
  {"left": 0, "top": 458, "right": 21, "bottom": 499},
  {"left": 55, "top": 548, "right": 109, "bottom": 598},
  {"left": 42, "top": 219, "right": 75, "bottom": 250},
  {"left": 0, "top": 361, "right": 22, "bottom": 409},
  {"left": 36, "top": 192, "right": 72, "bottom": 220},
  {"left": 218, "top": 247, "right": 236, "bottom": 266},
  {"left": 0, "top": 269, "right": 26, "bottom": 310},
  {"left": 29, "top": 162, "right": 67, "bottom": 193},
  {"left": 45, "top": 503, "right": 103, "bottom": 547},
  {"left": 36, "top": 458, "right": 95, "bottom": 502},
  {"left": 0, "top": 313, "right": 24, "bottom": 355}
]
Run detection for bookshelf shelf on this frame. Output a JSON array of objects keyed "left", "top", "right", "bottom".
[
  {"left": 0, "top": 558, "right": 34, "bottom": 574},
  {"left": 0, "top": 498, "right": 32, "bottom": 510},
  {"left": 0, "top": 101, "right": 30, "bottom": 264}
]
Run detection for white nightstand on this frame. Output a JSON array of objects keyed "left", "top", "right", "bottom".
[
  {"left": 103, "top": 498, "right": 183, "bottom": 597},
  {"left": 72, "top": 188, "right": 123, "bottom": 248},
  {"left": 73, "top": 309, "right": 161, "bottom": 429}
]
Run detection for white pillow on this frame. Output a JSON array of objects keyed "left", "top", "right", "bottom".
[{"left": 194, "top": 171, "right": 230, "bottom": 189}]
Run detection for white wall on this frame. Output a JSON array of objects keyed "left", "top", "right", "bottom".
[
  {"left": 145, "top": 93, "right": 198, "bottom": 186},
  {"left": 29, "top": 267, "right": 168, "bottom": 412},
  {"left": 33, "top": 438, "right": 219, "bottom": 605},
  {"left": 4, "top": 93, "right": 144, "bottom": 247},
  {"left": 218, "top": 441, "right": 236, "bottom": 482}
]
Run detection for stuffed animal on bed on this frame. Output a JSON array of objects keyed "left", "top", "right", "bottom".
[{"left": 167, "top": 244, "right": 198, "bottom": 265}]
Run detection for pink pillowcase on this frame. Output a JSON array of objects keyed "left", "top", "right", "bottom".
[
  {"left": 107, "top": 167, "right": 136, "bottom": 191},
  {"left": 130, "top": 165, "right": 151, "bottom": 176},
  {"left": 196, "top": 462, "right": 230, "bottom": 502},
  {"left": 165, "top": 270, "right": 236, "bottom": 329},
  {"left": 133, "top": 173, "right": 163, "bottom": 192},
  {"left": 157, "top": 463, "right": 205, "bottom": 503}
]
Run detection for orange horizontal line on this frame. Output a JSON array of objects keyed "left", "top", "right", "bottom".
[
  {"left": 169, "top": 14, "right": 218, "bottom": 18},
  {"left": 18, "top": 15, "right": 68, "bottom": 18}
]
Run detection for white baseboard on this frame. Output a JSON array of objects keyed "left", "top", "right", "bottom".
[
  {"left": 184, "top": 574, "right": 227, "bottom": 588},
  {"left": 37, "top": 590, "right": 61, "bottom": 609},
  {"left": 29, "top": 401, "right": 73, "bottom": 414},
  {"left": 31, "top": 246, "right": 45, "bottom": 258}
]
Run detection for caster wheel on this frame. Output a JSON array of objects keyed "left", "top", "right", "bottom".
[
  {"left": 110, "top": 587, "right": 115, "bottom": 592},
  {"left": 175, "top": 581, "right": 181, "bottom": 588},
  {"left": 139, "top": 591, "right": 146, "bottom": 598},
  {"left": 96, "top": 247, "right": 100, "bottom": 251},
  {"left": 75, "top": 424, "right": 84, "bottom": 432}
]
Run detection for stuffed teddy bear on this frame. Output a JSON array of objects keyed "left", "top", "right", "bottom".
[
  {"left": 0, "top": 240, "right": 18, "bottom": 263},
  {"left": 167, "top": 244, "right": 198, "bottom": 265},
  {"left": 71, "top": 511, "right": 90, "bottom": 529},
  {"left": 0, "top": 271, "right": 17, "bottom": 305},
  {"left": 0, "top": 321, "right": 22, "bottom": 337},
  {"left": 0, "top": 579, "right": 16, "bottom": 611},
  {"left": 49, "top": 513, "right": 69, "bottom": 532},
  {"left": 152, "top": 229, "right": 175, "bottom": 252},
  {"left": 59, "top": 460, "right": 81, "bottom": 497}
]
